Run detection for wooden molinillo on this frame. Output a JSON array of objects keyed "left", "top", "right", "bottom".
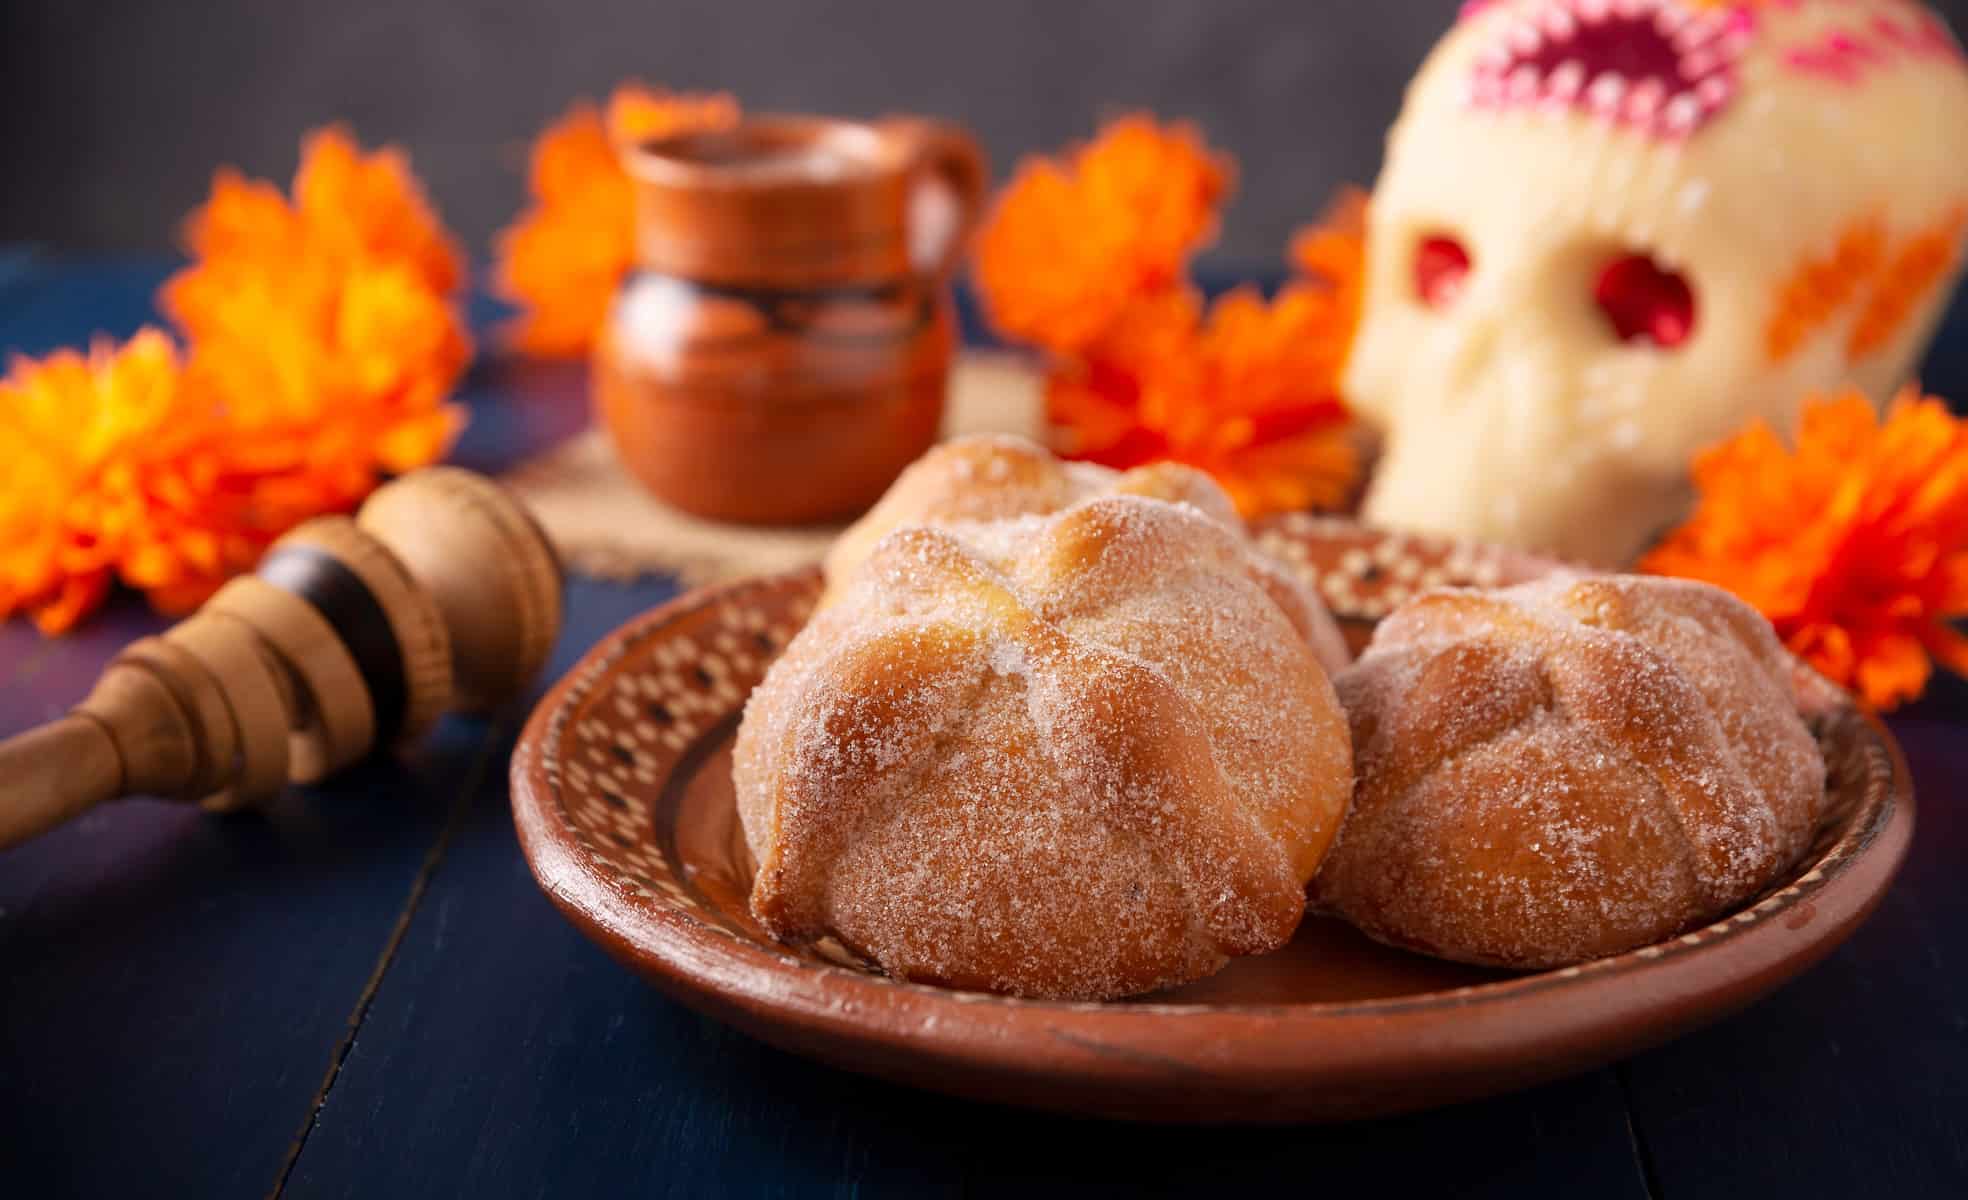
[{"left": 0, "top": 468, "right": 563, "bottom": 849}]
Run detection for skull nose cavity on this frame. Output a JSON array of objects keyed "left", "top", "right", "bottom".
[{"left": 1595, "top": 253, "right": 1696, "bottom": 349}]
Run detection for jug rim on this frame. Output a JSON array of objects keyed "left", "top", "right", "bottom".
[{"left": 622, "top": 113, "right": 897, "bottom": 190}]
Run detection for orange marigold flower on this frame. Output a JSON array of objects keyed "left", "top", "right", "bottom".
[
  {"left": 973, "top": 115, "right": 1232, "bottom": 357},
  {"left": 494, "top": 85, "right": 741, "bottom": 357},
  {"left": 1039, "top": 184, "right": 1367, "bottom": 520},
  {"left": 1046, "top": 288, "right": 1207, "bottom": 466},
  {"left": 0, "top": 331, "right": 272, "bottom": 632},
  {"left": 606, "top": 85, "right": 741, "bottom": 147},
  {"left": 1288, "top": 186, "right": 1370, "bottom": 367},
  {"left": 973, "top": 112, "right": 1361, "bottom": 518},
  {"left": 1, "top": 127, "right": 473, "bottom": 634},
  {"left": 163, "top": 126, "right": 471, "bottom": 513},
  {"left": 1641, "top": 388, "right": 1968, "bottom": 710},
  {"left": 171, "top": 126, "right": 463, "bottom": 321},
  {"left": 1144, "top": 284, "right": 1358, "bottom": 517},
  {"left": 1048, "top": 281, "right": 1358, "bottom": 519}
]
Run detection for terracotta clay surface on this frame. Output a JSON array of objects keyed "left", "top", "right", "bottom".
[
  {"left": 510, "top": 520, "right": 1913, "bottom": 1123},
  {"left": 595, "top": 114, "right": 987, "bottom": 525}
]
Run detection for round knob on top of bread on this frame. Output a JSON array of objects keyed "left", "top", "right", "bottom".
[
  {"left": 736, "top": 494, "right": 1354, "bottom": 1001},
  {"left": 823, "top": 435, "right": 1351, "bottom": 675},
  {"left": 1312, "top": 573, "right": 1827, "bottom": 970}
]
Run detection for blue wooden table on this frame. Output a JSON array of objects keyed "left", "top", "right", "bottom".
[{"left": 3, "top": 257, "right": 1966, "bottom": 1199}]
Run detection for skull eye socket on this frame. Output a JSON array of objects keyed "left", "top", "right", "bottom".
[
  {"left": 1414, "top": 235, "right": 1472, "bottom": 309},
  {"left": 1595, "top": 253, "right": 1696, "bottom": 349}
]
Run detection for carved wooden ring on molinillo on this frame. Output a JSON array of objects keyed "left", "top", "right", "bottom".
[
  {"left": 0, "top": 468, "right": 566, "bottom": 850},
  {"left": 105, "top": 636, "right": 243, "bottom": 803},
  {"left": 206, "top": 575, "right": 376, "bottom": 784},
  {"left": 356, "top": 467, "right": 563, "bottom": 716},
  {"left": 266, "top": 517, "right": 454, "bottom": 744},
  {"left": 163, "top": 612, "right": 297, "bottom": 810}
]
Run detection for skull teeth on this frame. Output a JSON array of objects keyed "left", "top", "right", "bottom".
[
  {"left": 1546, "top": 60, "right": 1587, "bottom": 101},
  {"left": 1682, "top": 46, "right": 1721, "bottom": 79},
  {"left": 1624, "top": 78, "right": 1667, "bottom": 122},
  {"left": 1673, "top": 12, "right": 1729, "bottom": 53},
  {"left": 1588, "top": 71, "right": 1630, "bottom": 113},
  {"left": 1695, "top": 74, "right": 1734, "bottom": 106},
  {"left": 1467, "top": 0, "right": 1748, "bottom": 138},
  {"left": 1661, "top": 93, "right": 1705, "bottom": 134}
]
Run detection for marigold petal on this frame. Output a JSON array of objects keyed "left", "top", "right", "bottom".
[
  {"left": 493, "top": 87, "right": 740, "bottom": 358},
  {"left": 607, "top": 85, "right": 741, "bottom": 147},
  {"left": 4, "top": 127, "right": 473, "bottom": 635},
  {"left": 973, "top": 115, "right": 1231, "bottom": 357},
  {"left": 997, "top": 151, "right": 1366, "bottom": 521},
  {"left": 30, "top": 572, "right": 112, "bottom": 635},
  {"left": 1646, "top": 387, "right": 1968, "bottom": 709}
]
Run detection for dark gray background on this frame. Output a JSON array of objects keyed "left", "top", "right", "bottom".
[{"left": 4, "top": 1, "right": 1967, "bottom": 262}]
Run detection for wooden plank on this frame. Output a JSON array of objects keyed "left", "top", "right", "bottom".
[
  {"left": 0, "top": 714, "right": 491, "bottom": 1195},
  {"left": 0, "top": 525, "right": 493, "bottom": 1197},
  {"left": 0, "top": 263, "right": 495, "bottom": 1196},
  {"left": 1622, "top": 715, "right": 1968, "bottom": 1197},
  {"left": 962, "top": 1070, "right": 1649, "bottom": 1197},
  {"left": 0, "top": 258, "right": 177, "bottom": 357}
]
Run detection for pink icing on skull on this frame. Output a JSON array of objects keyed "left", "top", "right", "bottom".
[
  {"left": 1348, "top": 0, "right": 1968, "bottom": 564},
  {"left": 1468, "top": 0, "right": 1753, "bottom": 137}
]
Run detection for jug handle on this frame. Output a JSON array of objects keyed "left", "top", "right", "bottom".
[{"left": 886, "top": 118, "right": 988, "bottom": 281}]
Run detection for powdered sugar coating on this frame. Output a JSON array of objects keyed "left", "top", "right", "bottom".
[
  {"left": 1313, "top": 573, "right": 1826, "bottom": 969},
  {"left": 823, "top": 435, "right": 1351, "bottom": 675},
  {"left": 736, "top": 495, "right": 1354, "bottom": 1000}
]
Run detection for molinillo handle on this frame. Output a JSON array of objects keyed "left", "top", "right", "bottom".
[{"left": 0, "top": 468, "right": 564, "bottom": 850}]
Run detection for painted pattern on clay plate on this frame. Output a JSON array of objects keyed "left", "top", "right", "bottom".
[{"left": 510, "top": 518, "right": 1912, "bottom": 1123}]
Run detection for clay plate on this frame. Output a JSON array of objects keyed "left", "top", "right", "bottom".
[{"left": 511, "top": 517, "right": 1913, "bottom": 1123}]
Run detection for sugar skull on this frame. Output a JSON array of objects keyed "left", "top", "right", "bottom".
[{"left": 1348, "top": 0, "right": 1968, "bottom": 563}]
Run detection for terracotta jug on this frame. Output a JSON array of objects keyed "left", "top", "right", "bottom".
[{"left": 594, "top": 114, "right": 987, "bottom": 525}]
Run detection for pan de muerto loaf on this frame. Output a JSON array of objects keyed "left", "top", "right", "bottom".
[
  {"left": 1313, "top": 574, "right": 1826, "bottom": 969},
  {"left": 736, "top": 495, "right": 1353, "bottom": 1000},
  {"left": 823, "top": 435, "right": 1350, "bottom": 674}
]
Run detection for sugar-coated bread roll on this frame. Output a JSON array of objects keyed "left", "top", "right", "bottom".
[
  {"left": 824, "top": 435, "right": 1351, "bottom": 675},
  {"left": 1313, "top": 574, "right": 1826, "bottom": 969},
  {"left": 736, "top": 495, "right": 1354, "bottom": 1000}
]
